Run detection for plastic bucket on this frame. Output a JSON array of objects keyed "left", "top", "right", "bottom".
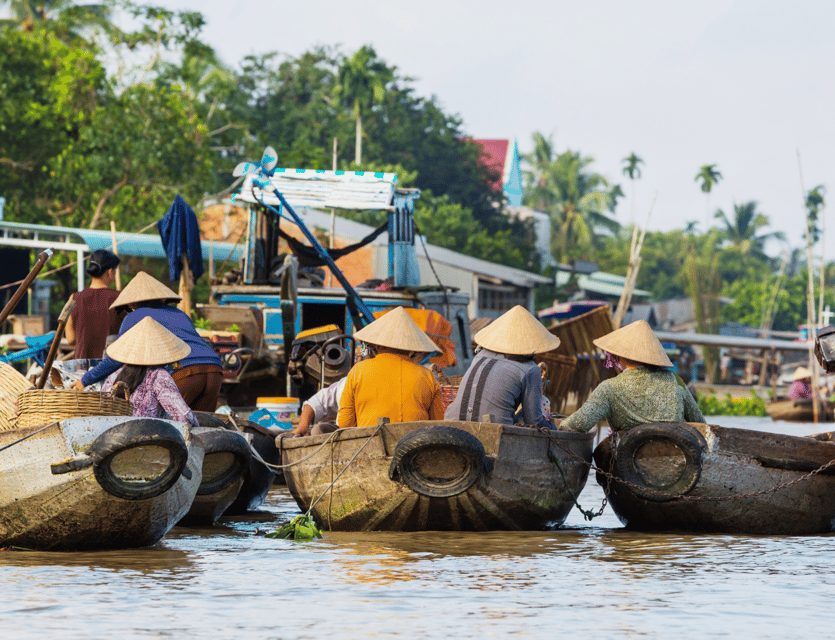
[{"left": 256, "top": 397, "right": 299, "bottom": 420}]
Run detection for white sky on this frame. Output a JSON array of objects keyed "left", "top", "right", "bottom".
[{"left": 10, "top": 0, "right": 835, "bottom": 260}]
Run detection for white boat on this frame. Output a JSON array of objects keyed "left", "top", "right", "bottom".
[{"left": 0, "top": 416, "right": 203, "bottom": 550}]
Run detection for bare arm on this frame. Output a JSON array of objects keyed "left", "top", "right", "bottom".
[
  {"left": 292, "top": 404, "right": 316, "bottom": 436},
  {"left": 65, "top": 313, "right": 76, "bottom": 345}
]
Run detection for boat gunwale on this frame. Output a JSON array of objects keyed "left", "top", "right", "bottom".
[{"left": 278, "top": 420, "right": 594, "bottom": 452}]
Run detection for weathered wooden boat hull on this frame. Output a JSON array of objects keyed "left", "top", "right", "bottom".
[
  {"left": 178, "top": 426, "right": 249, "bottom": 526},
  {"left": 279, "top": 420, "right": 594, "bottom": 532},
  {"left": 766, "top": 398, "right": 834, "bottom": 422},
  {"left": 0, "top": 416, "right": 203, "bottom": 550},
  {"left": 223, "top": 420, "right": 280, "bottom": 515},
  {"left": 596, "top": 422, "right": 835, "bottom": 535}
]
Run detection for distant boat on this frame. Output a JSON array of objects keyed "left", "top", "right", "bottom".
[
  {"left": 595, "top": 421, "right": 835, "bottom": 534},
  {"left": 0, "top": 416, "right": 203, "bottom": 550},
  {"left": 765, "top": 398, "right": 834, "bottom": 422},
  {"left": 279, "top": 420, "right": 593, "bottom": 531}
]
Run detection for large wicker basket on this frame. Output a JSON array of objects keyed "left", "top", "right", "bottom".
[
  {"left": 0, "top": 363, "right": 33, "bottom": 431},
  {"left": 16, "top": 384, "right": 133, "bottom": 429}
]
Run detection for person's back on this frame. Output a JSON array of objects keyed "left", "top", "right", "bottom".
[
  {"left": 338, "top": 352, "right": 442, "bottom": 428},
  {"left": 71, "top": 288, "right": 121, "bottom": 358}
]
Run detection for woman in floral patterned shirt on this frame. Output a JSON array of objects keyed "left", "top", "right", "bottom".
[
  {"left": 560, "top": 320, "right": 705, "bottom": 433},
  {"left": 101, "top": 316, "right": 199, "bottom": 428}
]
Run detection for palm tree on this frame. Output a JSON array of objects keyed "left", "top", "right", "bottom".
[
  {"left": 522, "top": 136, "right": 621, "bottom": 263},
  {"left": 622, "top": 152, "right": 643, "bottom": 223},
  {"left": 695, "top": 164, "right": 722, "bottom": 226},
  {"left": 713, "top": 201, "right": 786, "bottom": 262},
  {"left": 334, "top": 45, "right": 393, "bottom": 166}
]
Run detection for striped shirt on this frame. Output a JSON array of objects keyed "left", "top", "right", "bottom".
[{"left": 444, "top": 349, "right": 550, "bottom": 428}]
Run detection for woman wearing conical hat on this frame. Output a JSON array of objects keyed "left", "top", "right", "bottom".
[
  {"left": 560, "top": 320, "right": 705, "bottom": 433},
  {"left": 337, "top": 307, "right": 444, "bottom": 429},
  {"left": 100, "top": 317, "right": 199, "bottom": 427},
  {"left": 444, "top": 305, "right": 559, "bottom": 429},
  {"left": 788, "top": 366, "right": 814, "bottom": 399},
  {"left": 73, "top": 272, "right": 223, "bottom": 412}
]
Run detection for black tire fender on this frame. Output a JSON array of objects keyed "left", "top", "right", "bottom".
[
  {"left": 194, "top": 411, "right": 233, "bottom": 430},
  {"left": 89, "top": 419, "right": 188, "bottom": 501},
  {"left": 388, "top": 425, "right": 487, "bottom": 498},
  {"left": 195, "top": 429, "right": 251, "bottom": 496},
  {"left": 615, "top": 422, "right": 706, "bottom": 502}
]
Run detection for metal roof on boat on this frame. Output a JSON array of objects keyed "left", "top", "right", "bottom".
[{"left": 235, "top": 169, "right": 400, "bottom": 210}]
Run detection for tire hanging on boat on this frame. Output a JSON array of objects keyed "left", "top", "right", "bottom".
[
  {"left": 194, "top": 429, "right": 251, "bottom": 496},
  {"left": 614, "top": 422, "right": 706, "bottom": 502},
  {"left": 89, "top": 419, "right": 189, "bottom": 501},
  {"left": 388, "top": 425, "right": 487, "bottom": 498}
]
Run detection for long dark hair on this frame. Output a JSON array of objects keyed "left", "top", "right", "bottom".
[{"left": 114, "top": 364, "right": 150, "bottom": 394}]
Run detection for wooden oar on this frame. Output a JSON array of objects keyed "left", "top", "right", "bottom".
[
  {"left": 37, "top": 297, "right": 76, "bottom": 390},
  {"left": 0, "top": 249, "right": 53, "bottom": 328}
]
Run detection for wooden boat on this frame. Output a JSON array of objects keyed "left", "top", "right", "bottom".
[
  {"left": 218, "top": 417, "right": 281, "bottom": 515},
  {"left": 177, "top": 425, "right": 250, "bottom": 526},
  {"left": 0, "top": 416, "right": 203, "bottom": 550},
  {"left": 594, "top": 421, "right": 835, "bottom": 534},
  {"left": 766, "top": 398, "right": 834, "bottom": 422},
  {"left": 279, "top": 420, "right": 594, "bottom": 531}
]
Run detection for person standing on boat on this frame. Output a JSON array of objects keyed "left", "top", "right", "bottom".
[
  {"left": 100, "top": 316, "right": 199, "bottom": 427},
  {"left": 72, "top": 272, "right": 223, "bottom": 412},
  {"left": 560, "top": 320, "right": 705, "bottom": 433},
  {"left": 64, "top": 249, "right": 122, "bottom": 359},
  {"left": 444, "top": 305, "right": 559, "bottom": 429},
  {"left": 788, "top": 367, "right": 814, "bottom": 399},
  {"left": 337, "top": 307, "right": 443, "bottom": 429}
]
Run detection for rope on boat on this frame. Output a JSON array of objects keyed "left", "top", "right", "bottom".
[
  {"left": 540, "top": 427, "right": 835, "bottom": 503},
  {"left": 0, "top": 422, "right": 57, "bottom": 453}
]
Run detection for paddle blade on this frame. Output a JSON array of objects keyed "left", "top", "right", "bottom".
[
  {"left": 233, "top": 161, "right": 258, "bottom": 177},
  {"left": 261, "top": 146, "right": 278, "bottom": 174}
]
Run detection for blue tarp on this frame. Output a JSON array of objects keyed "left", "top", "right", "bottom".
[{"left": 157, "top": 194, "right": 204, "bottom": 282}]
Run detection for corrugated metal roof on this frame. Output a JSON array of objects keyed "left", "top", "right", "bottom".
[
  {"left": 295, "top": 208, "right": 550, "bottom": 287},
  {"left": 555, "top": 270, "right": 650, "bottom": 298},
  {"left": 0, "top": 221, "right": 244, "bottom": 261},
  {"left": 234, "top": 169, "right": 398, "bottom": 210},
  {"left": 654, "top": 330, "right": 810, "bottom": 353}
]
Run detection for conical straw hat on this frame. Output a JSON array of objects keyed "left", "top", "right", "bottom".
[
  {"left": 793, "top": 366, "right": 812, "bottom": 381},
  {"left": 353, "top": 306, "right": 439, "bottom": 353},
  {"left": 106, "top": 317, "right": 191, "bottom": 366},
  {"left": 593, "top": 320, "right": 673, "bottom": 368},
  {"left": 473, "top": 305, "right": 561, "bottom": 355},
  {"left": 110, "top": 271, "right": 181, "bottom": 310}
]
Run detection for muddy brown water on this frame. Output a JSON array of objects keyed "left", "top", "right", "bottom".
[{"left": 2, "top": 417, "right": 834, "bottom": 639}]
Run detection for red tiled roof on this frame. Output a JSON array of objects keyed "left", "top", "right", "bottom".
[{"left": 474, "top": 139, "right": 509, "bottom": 191}]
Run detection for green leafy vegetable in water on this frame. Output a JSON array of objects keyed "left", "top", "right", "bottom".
[{"left": 266, "top": 514, "right": 323, "bottom": 541}]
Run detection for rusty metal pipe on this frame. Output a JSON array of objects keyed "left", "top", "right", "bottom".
[{"left": 0, "top": 249, "right": 54, "bottom": 328}]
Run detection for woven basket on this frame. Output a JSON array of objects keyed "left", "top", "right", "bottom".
[
  {"left": 438, "top": 375, "right": 463, "bottom": 412},
  {"left": 0, "top": 363, "right": 33, "bottom": 431},
  {"left": 16, "top": 384, "right": 133, "bottom": 429}
]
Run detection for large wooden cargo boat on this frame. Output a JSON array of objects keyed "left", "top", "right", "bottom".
[
  {"left": 0, "top": 416, "right": 203, "bottom": 550},
  {"left": 594, "top": 421, "right": 835, "bottom": 534},
  {"left": 279, "top": 420, "right": 594, "bottom": 532}
]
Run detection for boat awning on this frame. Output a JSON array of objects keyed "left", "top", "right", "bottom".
[{"left": 235, "top": 169, "right": 400, "bottom": 210}]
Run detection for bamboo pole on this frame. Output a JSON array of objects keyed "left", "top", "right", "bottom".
[
  {"left": 613, "top": 193, "right": 656, "bottom": 327},
  {"left": 110, "top": 220, "right": 122, "bottom": 290},
  {"left": 797, "top": 149, "right": 819, "bottom": 423},
  {"left": 178, "top": 254, "right": 193, "bottom": 317}
]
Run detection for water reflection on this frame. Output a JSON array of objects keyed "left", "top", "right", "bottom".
[{"left": 2, "top": 417, "right": 835, "bottom": 638}]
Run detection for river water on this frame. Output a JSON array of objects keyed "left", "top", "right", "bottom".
[{"left": 2, "top": 417, "right": 834, "bottom": 639}]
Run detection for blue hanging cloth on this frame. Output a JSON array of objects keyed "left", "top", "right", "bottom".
[{"left": 157, "top": 194, "right": 204, "bottom": 282}]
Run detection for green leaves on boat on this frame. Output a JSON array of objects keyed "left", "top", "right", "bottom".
[{"left": 266, "top": 514, "right": 323, "bottom": 541}]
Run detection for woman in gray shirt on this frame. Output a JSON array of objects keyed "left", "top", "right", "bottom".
[{"left": 445, "top": 306, "right": 560, "bottom": 428}]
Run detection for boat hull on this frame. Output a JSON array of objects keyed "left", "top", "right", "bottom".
[
  {"left": 279, "top": 420, "right": 594, "bottom": 532},
  {"left": 596, "top": 422, "right": 835, "bottom": 535},
  {"left": 223, "top": 420, "right": 280, "bottom": 515},
  {"left": 766, "top": 398, "right": 834, "bottom": 422},
  {"left": 0, "top": 416, "right": 203, "bottom": 550}
]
